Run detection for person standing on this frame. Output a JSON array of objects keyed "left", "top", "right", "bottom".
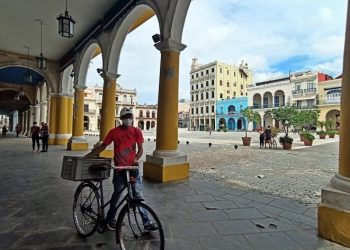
[
  {"left": 2, "top": 125, "right": 7, "bottom": 137},
  {"left": 15, "top": 124, "right": 21, "bottom": 137},
  {"left": 39, "top": 122, "right": 49, "bottom": 152},
  {"left": 258, "top": 127, "right": 265, "bottom": 149},
  {"left": 264, "top": 125, "right": 272, "bottom": 149},
  {"left": 30, "top": 122, "right": 40, "bottom": 152},
  {"left": 84, "top": 108, "right": 157, "bottom": 231}
]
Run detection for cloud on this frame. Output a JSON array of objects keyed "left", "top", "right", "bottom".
[{"left": 87, "top": 0, "right": 347, "bottom": 104}]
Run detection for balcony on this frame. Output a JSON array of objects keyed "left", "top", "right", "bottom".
[
  {"left": 318, "top": 98, "right": 341, "bottom": 105},
  {"left": 292, "top": 88, "right": 317, "bottom": 96}
]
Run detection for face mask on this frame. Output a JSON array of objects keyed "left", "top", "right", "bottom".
[{"left": 122, "top": 118, "right": 133, "bottom": 127}]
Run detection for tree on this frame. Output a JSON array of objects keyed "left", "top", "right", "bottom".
[
  {"left": 271, "top": 106, "right": 298, "bottom": 136},
  {"left": 293, "top": 108, "right": 319, "bottom": 132},
  {"left": 241, "top": 108, "right": 260, "bottom": 137}
]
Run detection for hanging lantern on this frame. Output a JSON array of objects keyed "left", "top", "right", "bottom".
[
  {"left": 57, "top": 0, "right": 76, "bottom": 38},
  {"left": 35, "top": 19, "right": 47, "bottom": 69},
  {"left": 23, "top": 46, "right": 32, "bottom": 84}
]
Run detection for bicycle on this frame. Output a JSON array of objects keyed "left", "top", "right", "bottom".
[
  {"left": 271, "top": 136, "right": 277, "bottom": 149},
  {"left": 62, "top": 156, "right": 164, "bottom": 250}
]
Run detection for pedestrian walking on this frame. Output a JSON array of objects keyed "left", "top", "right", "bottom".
[
  {"left": 30, "top": 122, "right": 40, "bottom": 152},
  {"left": 2, "top": 125, "right": 7, "bottom": 137},
  {"left": 264, "top": 125, "right": 272, "bottom": 149},
  {"left": 258, "top": 127, "right": 265, "bottom": 148},
  {"left": 15, "top": 124, "right": 21, "bottom": 137}
]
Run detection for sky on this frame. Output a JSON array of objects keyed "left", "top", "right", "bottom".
[{"left": 86, "top": 0, "right": 348, "bottom": 105}]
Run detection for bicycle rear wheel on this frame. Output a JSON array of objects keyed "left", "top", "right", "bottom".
[
  {"left": 116, "top": 202, "right": 164, "bottom": 250},
  {"left": 273, "top": 140, "right": 277, "bottom": 149},
  {"left": 73, "top": 181, "right": 100, "bottom": 237}
]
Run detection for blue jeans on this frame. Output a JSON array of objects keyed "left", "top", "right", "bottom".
[{"left": 106, "top": 169, "right": 151, "bottom": 225}]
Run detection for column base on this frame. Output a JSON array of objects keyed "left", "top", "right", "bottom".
[
  {"left": 318, "top": 180, "right": 350, "bottom": 247},
  {"left": 143, "top": 154, "right": 190, "bottom": 183},
  {"left": 67, "top": 137, "right": 89, "bottom": 151}
]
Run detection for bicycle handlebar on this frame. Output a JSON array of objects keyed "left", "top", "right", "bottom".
[{"left": 89, "top": 161, "right": 141, "bottom": 172}]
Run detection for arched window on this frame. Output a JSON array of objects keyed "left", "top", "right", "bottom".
[
  {"left": 152, "top": 111, "right": 156, "bottom": 118},
  {"left": 123, "top": 95, "right": 127, "bottom": 103},
  {"left": 139, "top": 110, "right": 143, "bottom": 117},
  {"left": 228, "top": 105, "right": 236, "bottom": 114},
  {"left": 146, "top": 110, "right": 150, "bottom": 118}
]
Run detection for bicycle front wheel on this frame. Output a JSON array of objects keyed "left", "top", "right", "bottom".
[
  {"left": 73, "top": 181, "right": 100, "bottom": 237},
  {"left": 116, "top": 202, "right": 164, "bottom": 250}
]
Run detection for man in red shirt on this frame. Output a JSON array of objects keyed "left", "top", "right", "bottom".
[{"left": 84, "top": 107, "right": 157, "bottom": 231}]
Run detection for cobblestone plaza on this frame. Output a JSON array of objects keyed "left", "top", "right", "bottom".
[{"left": 1, "top": 130, "right": 347, "bottom": 249}]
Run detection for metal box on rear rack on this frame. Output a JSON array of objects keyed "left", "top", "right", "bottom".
[{"left": 61, "top": 156, "right": 111, "bottom": 181}]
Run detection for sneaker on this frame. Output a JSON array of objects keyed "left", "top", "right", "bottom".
[
  {"left": 107, "top": 220, "right": 117, "bottom": 231},
  {"left": 144, "top": 223, "right": 158, "bottom": 231}
]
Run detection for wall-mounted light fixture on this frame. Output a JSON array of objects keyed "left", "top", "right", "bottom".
[
  {"left": 35, "top": 19, "right": 47, "bottom": 69},
  {"left": 57, "top": 0, "right": 76, "bottom": 38},
  {"left": 152, "top": 34, "right": 162, "bottom": 44},
  {"left": 96, "top": 68, "right": 104, "bottom": 76}
]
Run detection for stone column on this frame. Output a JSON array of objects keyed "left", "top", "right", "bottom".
[
  {"left": 40, "top": 101, "right": 47, "bottom": 123},
  {"left": 96, "top": 72, "right": 118, "bottom": 158},
  {"left": 33, "top": 104, "right": 40, "bottom": 124},
  {"left": 48, "top": 94, "right": 58, "bottom": 145},
  {"left": 12, "top": 110, "right": 18, "bottom": 131},
  {"left": 54, "top": 94, "right": 73, "bottom": 145},
  {"left": 143, "top": 39, "right": 190, "bottom": 182},
  {"left": 29, "top": 105, "right": 34, "bottom": 130},
  {"left": 67, "top": 85, "right": 88, "bottom": 150},
  {"left": 22, "top": 111, "right": 27, "bottom": 135},
  {"left": 318, "top": 2, "right": 350, "bottom": 247}
]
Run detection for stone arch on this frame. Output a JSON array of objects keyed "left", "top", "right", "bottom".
[
  {"left": 106, "top": 4, "right": 161, "bottom": 74},
  {"left": 151, "top": 121, "right": 155, "bottom": 128},
  {"left": 326, "top": 109, "right": 340, "bottom": 124},
  {"left": 263, "top": 91, "right": 273, "bottom": 108},
  {"left": 237, "top": 117, "right": 246, "bottom": 130},
  {"left": 0, "top": 87, "right": 33, "bottom": 104},
  {"left": 228, "top": 105, "right": 236, "bottom": 114},
  {"left": 273, "top": 90, "right": 285, "bottom": 108},
  {"left": 227, "top": 118, "right": 235, "bottom": 130},
  {"left": 253, "top": 93, "right": 262, "bottom": 108},
  {"left": 146, "top": 120, "right": 151, "bottom": 130},
  {"left": 75, "top": 40, "right": 103, "bottom": 88},
  {"left": 218, "top": 118, "right": 226, "bottom": 129},
  {"left": 61, "top": 64, "right": 74, "bottom": 95}
]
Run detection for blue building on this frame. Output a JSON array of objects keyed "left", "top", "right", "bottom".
[{"left": 216, "top": 97, "right": 248, "bottom": 130}]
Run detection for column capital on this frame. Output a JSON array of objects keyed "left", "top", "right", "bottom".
[
  {"left": 154, "top": 38, "right": 187, "bottom": 53},
  {"left": 74, "top": 85, "right": 87, "bottom": 90},
  {"left": 105, "top": 72, "right": 120, "bottom": 80}
]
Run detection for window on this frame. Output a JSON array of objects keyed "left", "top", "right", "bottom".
[
  {"left": 227, "top": 96, "right": 230, "bottom": 99},
  {"left": 220, "top": 93, "right": 223, "bottom": 99},
  {"left": 191, "top": 85, "right": 194, "bottom": 90},
  {"left": 196, "top": 107, "right": 198, "bottom": 114},
  {"left": 234, "top": 71, "right": 236, "bottom": 77},
  {"left": 307, "top": 100, "right": 314, "bottom": 107},
  {"left": 206, "top": 92, "right": 209, "bottom": 99},
  {"left": 152, "top": 111, "right": 156, "bottom": 118},
  {"left": 191, "top": 108, "right": 194, "bottom": 114},
  {"left": 206, "top": 70, "right": 209, "bottom": 74},
  {"left": 139, "top": 110, "right": 143, "bottom": 117},
  {"left": 211, "top": 105, "right": 214, "bottom": 112},
  {"left": 211, "top": 91, "right": 214, "bottom": 98},
  {"left": 206, "top": 81, "right": 208, "bottom": 87},
  {"left": 212, "top": 68, "right": 214, "bottom": 73},
  {"left": 274, "top": 96, "right": 280, "bottom": 107},
  {"left": 227, "top": 70, "right": 229, "bottom": 75},
  {"left": 220, "top": 80, "right": 222, "bottom": 86},
  {"left": 191, "top": 75, "right": 194, "bottom": 79},
  {"left": 201, "top": 107, "right": 204, "bottom": 113},
  {"left": 123, "top": 95, "right": 127, "bottom": 103},
  {"left": 191, "top": 95, "right": 194, "bottom": 101},
  {"left": 201, "top": 71, "right": 203, "bottom": 76},
  {"left": 130, "top": 96, "right": 133, "bottom": 104},
  {"left": 227, "top": 90, "right": 230, "bottom": 94},
  {"left": 196, "top": 73, "right": 198, "bottom": 77},
  {"left": 206, "top": 106, "right": 209, "bottom": 113},
  {"left": 234, "top": 91, "right": 236, "bottom": 97},
  {"left": 116, "top": 96, "right": 119, "bottom": 101},
  {"left": 196, "top": 84, "right": 198, "bottom": 89},
  {"left": 201, "top": 93, "right": 203, "bottom": 100},
  {"left": 201, "top": 83, "right": 203, "bottom": 88},
  {"left": 84, "top": 104, "right": 89, "bottom": 112},
  {"left": 220, "top": 68, "right": 222, "bottom": 73},
  {"left": 241, "top": 92, "right": 243, "bottom": 96},
  {"left": 146, "top": 110, "right": 150, "bottom": 118},
  {"left": 196, "top": 94, "right": 198, "bottom": 101},
  {"left": 240, "top": 85, "right": 243, "bottom": 90},
  {"left": 240, "top": 72, "right": 243, "bottom": 78},
  {"left": 227, "top": 82, "right": 229, "bottom": 87}
]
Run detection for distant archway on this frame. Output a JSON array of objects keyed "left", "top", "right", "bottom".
[{"left": 227, "top": 118, "right": 235, "bottom": 130}]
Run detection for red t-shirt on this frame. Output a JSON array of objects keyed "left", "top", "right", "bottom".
[{"left": 103, "top": 126, "right": 144, "bottom": 166}]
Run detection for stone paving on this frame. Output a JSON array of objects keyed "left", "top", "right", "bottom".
[{"left": 0, "top": 131, "right": 347, "bottom": 249}]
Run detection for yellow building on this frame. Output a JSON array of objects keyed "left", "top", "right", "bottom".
[
  {"left": 189, "top": 58, "right": 252, "bottom": 130},
  {"left": 317, "top": 77, "right": 341, "bottom": 127}
]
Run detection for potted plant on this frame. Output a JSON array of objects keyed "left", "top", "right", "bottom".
[
  {"left": 317, "top": 130, "right": 326, "bottom": 139},
  {"left": 299, "top": 131, "right": 307, "bottom": 141},
  {"left": 303, "top": 132, "right": 315, "bottom": 146},
  {"left": 279, "top": 136, "right": 294, "bottom": 150},
  {"left": 241, "top": 108, "right": 260, "bottom": 146},
  {"left": 327, "top": 130, "right": 336, "bottom": 138}
]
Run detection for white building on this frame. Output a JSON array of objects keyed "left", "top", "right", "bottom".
[
  {"left": 178, "top": 99, "right": 190, "bottom": 128},
  {"left": 189, "top": 58, "right": 252, "bottom": 131},
  {"left": 135, "top": 104, "right": 157, "bottom": 130},
  {"left": 248, "top": 76, "right": 292, "bottom": 128}
]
